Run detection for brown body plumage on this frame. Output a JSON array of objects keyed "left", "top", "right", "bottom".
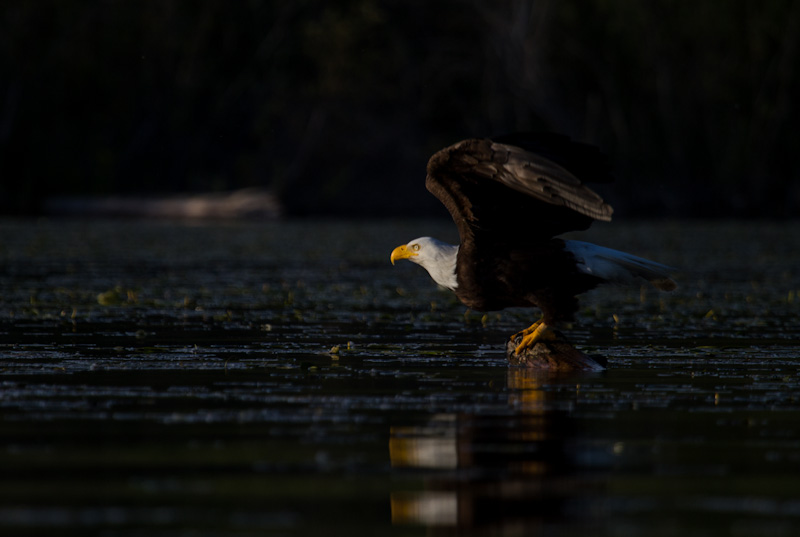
[{"left": 425, "top": 134, "right": 614, "bottom": 324}]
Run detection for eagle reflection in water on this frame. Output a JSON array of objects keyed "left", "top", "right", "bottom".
[{"left": 389, "top": 370, "right": 609, "bottom": 533}]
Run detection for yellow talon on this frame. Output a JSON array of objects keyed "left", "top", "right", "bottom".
[
  {"left": 514, "top": 321, "right": 556, "bottom": 355},
  {"left": 510, "top": 319, "right": 542, "bottom": 342}
]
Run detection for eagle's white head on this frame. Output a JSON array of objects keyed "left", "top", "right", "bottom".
[{"left": 390, "top": 236, "right": 459, "bottom": 291}]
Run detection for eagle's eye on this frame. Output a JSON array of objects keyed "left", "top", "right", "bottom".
[{"left": 411, "top": 244, "right": 420, "bottom": 251}]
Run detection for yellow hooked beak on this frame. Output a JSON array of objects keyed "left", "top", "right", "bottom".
[{"left": 390, "top": 244, "right": 417, "bottom": 265}]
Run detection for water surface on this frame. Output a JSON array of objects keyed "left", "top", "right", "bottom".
[{"left": 1, "top": 218, "right": 799, "bottom": 536}]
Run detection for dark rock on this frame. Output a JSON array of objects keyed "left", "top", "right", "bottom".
[{"left": 507, "top": 331, "right": 606, "bottom": 371}]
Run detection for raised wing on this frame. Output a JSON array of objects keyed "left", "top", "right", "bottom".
[{"left": 425, "top": 134, "right": 614, "bottom": 247}]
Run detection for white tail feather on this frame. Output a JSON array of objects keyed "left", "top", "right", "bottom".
[{"left": 564, "top": 240, "right": 677, "bottom": 291}]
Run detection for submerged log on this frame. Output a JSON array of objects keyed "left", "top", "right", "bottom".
[
  {"left": 507, "top": 331, "right": 606, "bottom": 371},
  {"left": 43, "top": 188, "right": 282, "bottom": 220}
]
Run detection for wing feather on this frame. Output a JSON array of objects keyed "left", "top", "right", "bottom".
[{"left": 425, "top": 135, "right": 614, "bottom": 247}]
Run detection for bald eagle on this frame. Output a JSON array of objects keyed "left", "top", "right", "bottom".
[{"left": 390, "top": 133, "right": 676, "bottom": 355}]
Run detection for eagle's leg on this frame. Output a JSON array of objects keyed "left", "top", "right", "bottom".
[
  {"left": 514, "top": 321, "right": 557, "bottom": 355},
  {"left": 510, "top": 318, "right": 543, "bottom": 342}
]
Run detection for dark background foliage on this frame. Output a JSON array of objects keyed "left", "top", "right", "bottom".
[{"left": 1, "top": 0, "right": 798, "bottom": 217}]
